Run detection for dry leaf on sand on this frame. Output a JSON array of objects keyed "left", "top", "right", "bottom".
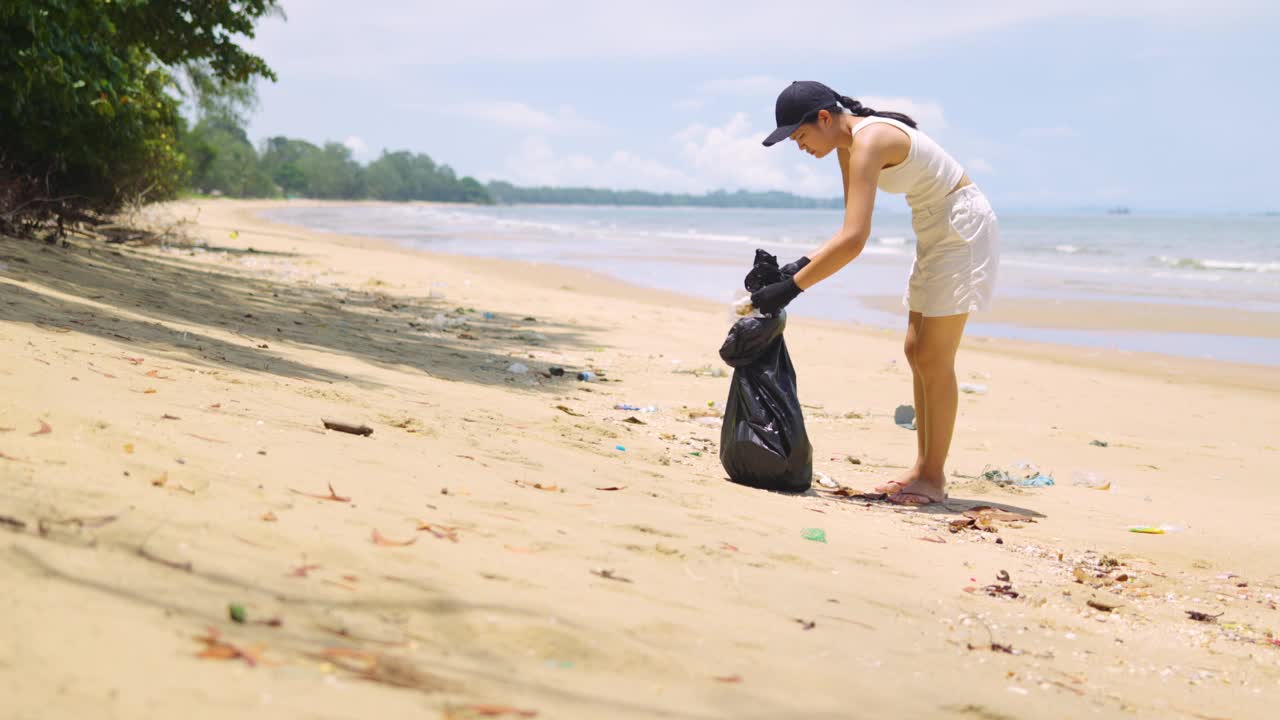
[
  {"left": 372, "top": 529, "right": 418, "bottom": 547},
  {"left": 289, "top": 483, "right": 351, "bottom": 502}
]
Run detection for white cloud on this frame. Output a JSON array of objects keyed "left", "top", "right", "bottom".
[
  {"left": 1020, "top": 125, "right": 1080, "bottom": 139},
  {"left": 501, "top": 136, "right": 696, "bottom": 191},
  {"left": 677, "top": 112, "right": 829, "bottom": 194},
  {"left": 342, "top": 135, "right": 372, "bottom": 160},
  {"left": 496, "top": 113, "right": 838, "bottom": 196},
  {"left": 443, "top": 101, "right": 600, "bottom": 135}
]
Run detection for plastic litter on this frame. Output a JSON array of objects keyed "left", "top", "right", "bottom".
[
  {"left": 982, "top": 463, "right": 1056, "bottom": 487},
  {"left": 718, "top": 250, "right": 813, "bottom": 493},
  {"left": 1129, "top": 524, "right": 1184, "bottom": 534},
  {"left": 483, "top": 311, "right": 496, "bottom": 320},
  {"left": 507, "top": 363, "right": 529, "bottom": 374},
  {"left": 614, "top": 404, "right": 657, "bottom": 412},
  {"left": 577, "top": 371, "right": 596, "bottom": 382},
  {"left": 1090, "top": 439, "right": 1109, "bottom": 447},
  {"left": 959, "top": 383, "right": 988, "bottom": 395},
  {"left": 801, "top": 528, "right": 827, "bottom": 543},
  {"left": 894, "top": 405, "right": 916, "bottom": 430},
  {"left": 549, "top": 367, "right": 566, "bottom": 377},
  {"left": 815, "top": 472, "right": 838, "bottom": 489},
  {"left": 1071, "top": 470, "right": 1111, "bottom": 490},
  {"left": 615, "top": 445, "right": 626, "bottom": 452}
]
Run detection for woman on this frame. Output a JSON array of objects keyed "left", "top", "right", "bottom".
[{"left": 751, "top": 80, "right": 999, "bottom": 505}]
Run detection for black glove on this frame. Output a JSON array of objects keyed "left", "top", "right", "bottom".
[
  {"left": 780, "top": 256, "right": 811, "bottom": 279},
  {"left": 750, "top": 277, "right": 803, "bottom": 316}
]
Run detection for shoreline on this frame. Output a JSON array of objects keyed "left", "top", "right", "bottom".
[
  {"left": 244, "top": 199, "right": 1280, "bottom": 393},
  {"left": 3, "top": 198, "right": 1278, "bottom": 719},
  {"left": 254, "top": 198, "right": 1280, "bottom": 373}
]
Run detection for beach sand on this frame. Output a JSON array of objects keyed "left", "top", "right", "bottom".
[{"left": 2, "top": 199, "right": 1278, "bottom": 719}]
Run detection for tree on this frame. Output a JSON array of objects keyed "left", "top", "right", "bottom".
[{"left": 0, "top": 1, "right": 279, "bottom": 235}]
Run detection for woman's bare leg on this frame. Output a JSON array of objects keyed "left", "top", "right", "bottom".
[
  {"left": 884, "top": 312, "right": 969, "bottom": 504},
  {"left": 876, "top": 312, "right": 926, "bottom": 492}
]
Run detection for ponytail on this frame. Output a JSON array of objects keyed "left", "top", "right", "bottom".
[{"left": 836, "top": 94, "right": 918, "bottom": 129}]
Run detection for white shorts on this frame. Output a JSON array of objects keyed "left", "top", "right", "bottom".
[{"left": 904, "top": 185, "right": 1000, "bottom": 317}]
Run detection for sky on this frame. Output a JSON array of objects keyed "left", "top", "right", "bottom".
[{"left": 244, "top": 1, "right": 1279, "bottom": 212}]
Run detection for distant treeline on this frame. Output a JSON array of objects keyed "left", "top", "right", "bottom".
[
  {"left": 185, "top": 114, "right": 491, "bottom": 204},
  {"left": 485, "top": 182, "right": 842, "bottom": 209}
]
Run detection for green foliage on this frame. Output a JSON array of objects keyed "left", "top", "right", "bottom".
[
  {"left": 0, "top": 0, "right": 278, "bottom": 234},
  {"left": 180, "top": 113, "right": 275, "bottom": 198},
  {"left": 365, "top": 151, "right": 490, "bottom": 203},
  {"left": 485, "top": 182, "right": 842, "bottom": 209}
]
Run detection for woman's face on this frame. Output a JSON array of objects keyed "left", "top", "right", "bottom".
[{"left": 789, "top": 109, "right": 839, "bottom": 159}]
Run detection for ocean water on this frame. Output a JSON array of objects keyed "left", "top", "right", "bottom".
[{"left": 262, "top": 203, "right": 1280, "bottom": 365}]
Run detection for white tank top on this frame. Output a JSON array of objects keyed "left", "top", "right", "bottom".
[{"left": 849, "top": 116, "right": 965, "bottom": 210}]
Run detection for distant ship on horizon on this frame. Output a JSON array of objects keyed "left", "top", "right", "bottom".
[{"left": 1106, "top": 206, "right": 1132, "bottom": 215}]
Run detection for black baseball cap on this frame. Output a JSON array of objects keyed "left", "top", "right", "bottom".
[{"left": 762, "top": 81, "right": 842, "bottom": 147}]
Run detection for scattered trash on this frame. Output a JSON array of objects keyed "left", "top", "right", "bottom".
[
  {"left": 1071, "top": 470, "right": 1110, "bottom": 490},
  {"left": 229, "top": 603, "right": 247, "bottom": 624},
  {"left": 981, "top": 464, "right": 1055, "bottom": 487},
  {"left": 894, "top": 405, "right": 916, "bottom": 430},
  {"left": 1128, "top": 524, "right": 1183, "bottom": 534},
  {"left": 591, "top": 568, "right": 632, "bottom": 583},
  {"left": 595, "top": 486, "right": 626, "bottom": 491},
  {"left": 959, "top": 383, "right": 988, "bottom": 395},
  {"left": 1090, "top": 439, "right": 1109, "bottom": 447},
  {"left": 554, "top": 405, "right": 584, "bottom": 417},
  {"left": 614, "top": 404, "right": 658, "bottom": 412},
  {"left": 801, "top": 528, "right": 827, "bottom": 543},
  {"left": 577, "top": 371, "right": 597, "bottom": 382},
  {"left": 483, "top": 311, "right": 496, "bottom": 320},
  {"left": 793, "top": 618, "right": 816, "bottom": 630},
  {"left": 548, "top": 366, "right": 566, "bottom": 377},
  {"left": 693, "top": 416, "right": 720, "bottom": 427},
  {"left": 614, "top": 445, "right": 626, "bottom": 452},
  {"left": 322, "top": 419, "right": 373, "bottom": 437},
  {"left": 507, "top": 363, "right": 529, "bottom": 375},
  {"left": 30, "top": 420, "right": 52, "bottom": 436},
  {"left": 815, "top": 473, "right": 838, "bottom": 489},
  {"left": 1186, "top": 610, "right": 1222, "bottom": 623}
]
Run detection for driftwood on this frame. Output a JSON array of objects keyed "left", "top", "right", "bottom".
[{"left": 322, "top": 418, "right": 373, "bottom": 437}]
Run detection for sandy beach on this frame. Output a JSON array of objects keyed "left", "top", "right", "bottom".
[{"left": 2, "top": 199, "right": 1278, "bottom": 719}]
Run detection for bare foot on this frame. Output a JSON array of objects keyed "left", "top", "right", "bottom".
[
  {"left": 875, "top": 466, "right": 922, "bottom": 495},
  {"left": 887, "top": 471, "right": 947, "bottom": 505}
]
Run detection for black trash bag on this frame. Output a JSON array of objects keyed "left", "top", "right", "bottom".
[{"left": 718, "top": 253, "right": 813, "bottom": 493}]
